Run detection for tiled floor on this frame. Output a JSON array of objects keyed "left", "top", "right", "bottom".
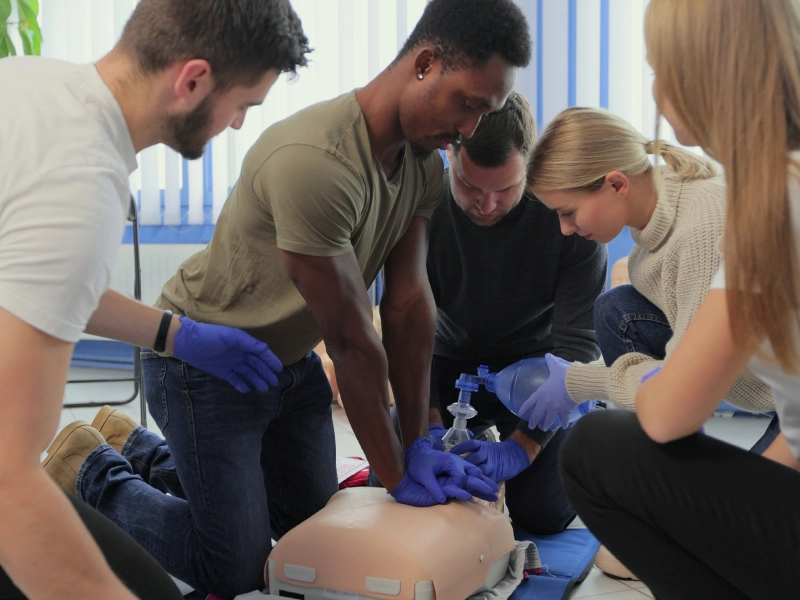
[{"left": 58, "top": 367, "right": 772, "bottom": 600}]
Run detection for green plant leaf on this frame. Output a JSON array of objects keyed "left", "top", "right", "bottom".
[
  {"left": 0, "top": 26, "right": 16, "bottom": 58},
  {"left": 15, "top": 0, "right": 36, "bottom": 19},
  {"left": 16, "top": 0, "right": 40, "bottom": 55},
  {"left": 0, "top": 0, "right": 12, "bottom": 23}
]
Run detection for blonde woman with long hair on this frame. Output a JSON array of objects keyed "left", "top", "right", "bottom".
[
  {"left": 556, "top": 1, "right": 800, "bottom": 597},
  {"left": 523, "top": 107, "right": 774, "bottom": 437}
]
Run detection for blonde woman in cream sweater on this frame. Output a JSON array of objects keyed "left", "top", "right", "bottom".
[
  {"left": 524, "top": 107, "right": 777, "bottom": 581},
  {"left": 522, "top": 107, "right": 775, "bottom": 435}
]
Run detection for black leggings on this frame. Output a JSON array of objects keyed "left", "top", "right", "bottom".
[
  {"left": 0, "top": 492, "right": 182, "bottom": 600},
  {"left": 560, "top": 410, "right": 800, "bottom": 600}
]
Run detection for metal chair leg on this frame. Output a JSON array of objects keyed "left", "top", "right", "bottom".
[{"left": 65, "top": 195, "right": 147, "bottom": 429}]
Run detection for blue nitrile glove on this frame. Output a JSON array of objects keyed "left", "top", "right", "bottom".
[
  {"left": 450, "top": 438, "right": 530, "bottom": 484},
  {"left": 428, "top": 423, "right": 473, "bottom": 451},
  {"left": 389, "top": 471, "right": 497, "bottom": 506},
  {"left": 641, "top": 365, "right": 662, "bottom": 384},
  {"left": 404, "top": 437, "right": 499, "bottom": 503},
  {"left": 429, "top": 424, "right": 448, "bottom": 451},
  {"left": 390, "top": 472, "right": 458, "bottom": 507},
  {"left": 518, "top": 353, "right": 576, "bottom": 432},
  {"left": 173, "top": 315, "right": 283, "bottom": 393},
  {"left": 437, "top": 474, "right": 498, "bottom": 503}
]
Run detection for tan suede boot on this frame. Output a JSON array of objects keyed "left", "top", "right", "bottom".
[
  {"left": 42, "top": 421, "right": 105, "bottom": 495},
  {"left": 91, "top": 405, "right": 138, "bottom": 453}
]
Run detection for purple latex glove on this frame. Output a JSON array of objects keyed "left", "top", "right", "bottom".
[
  {"left": 640, "top": 365, "right": 662, "bottom": 384},
  {"left": 428, "top": 423, "right": 473, "bottom": 451},
  {"left": 404, "top": 437, "right": 499, "bottom": 503},
  {"left": 173, "top": 315, "right": 283, "bottom": 393},
  {"left": 518, "top": 353, "right": 577, "bottom": 432},
  {"left": 450, "top": 438, "right": 530, "bottom": 484}
]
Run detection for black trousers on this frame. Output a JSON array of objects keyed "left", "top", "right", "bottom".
[
  {"left": 0, "top": 492, "right": 182, "bottom": 600},
  {"left": 370, "top": 354, "right": 576, "bottom": 535},
  {"left": 560, "top": 410, "right": 800, "bottom": 600}
]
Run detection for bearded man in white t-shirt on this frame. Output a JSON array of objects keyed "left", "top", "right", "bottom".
[{"left": 0, "top": 1, "right": 309, "bottom": 598}]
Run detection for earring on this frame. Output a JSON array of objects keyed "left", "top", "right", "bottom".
[{"left": 417, "top": 73, "right": 424, "bottom": 80}]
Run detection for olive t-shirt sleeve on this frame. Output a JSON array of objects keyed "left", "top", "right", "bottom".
[
  {"left": 413, "top": 158, "right": 443, "bottom": 220},
  {"left": 253, "top": 144, "right": 366, "bottom": 257}
]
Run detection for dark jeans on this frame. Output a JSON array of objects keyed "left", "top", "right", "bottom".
[
  {"left": 594, "top": 284, "right": 780, "bottom": 453},
  {"left": 78, "top": 351, "right": 338, "bottom": 599},
  {"left": 593, "top": 285, "right": 673, "bottom": 366},
  {"left": 560, "top": 410, "right": 800, "bottom": 599},
  {"left": 370, "top": 354, "right": 575, "bottom": 535},
  {"left": 0, "top": 492, "right": 182, "bottom": 600}
]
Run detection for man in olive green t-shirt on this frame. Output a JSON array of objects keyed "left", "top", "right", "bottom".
[{"left": 79, "top": 0, "right": 531, "bottom": 596}]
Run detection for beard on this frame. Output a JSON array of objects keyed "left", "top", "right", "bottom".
[{"left": 163, "top": 94, "right": 215, "bottom": 160}]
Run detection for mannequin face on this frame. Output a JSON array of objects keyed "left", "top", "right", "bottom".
[
  {"left": 448, "top": 146, "right": 527, "bottom": 226},
  {"left": 533, "top": 172, "right": 632, "bottom": 244}
]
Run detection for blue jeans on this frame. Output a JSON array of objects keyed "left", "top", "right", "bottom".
[
  {"left": 78, "top": 351, "right": 338, "bottom": 599},
  {"left": 594, "top": 284, "right": 780, "bottom": 453},
  {"left": 593, "top": 285, "right": 673, "bottom": 366}
]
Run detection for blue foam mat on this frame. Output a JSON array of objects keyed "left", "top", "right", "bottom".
[{"left": 510, "top": 528, "right": 600, "bottom": 600}]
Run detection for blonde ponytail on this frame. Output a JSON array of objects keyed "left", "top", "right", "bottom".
[
  {"left": 649, "top": 141, "right": 718, "bottom": 181},
  {"left": 528, "top": 107, "right": 717, "bottom": 194}
]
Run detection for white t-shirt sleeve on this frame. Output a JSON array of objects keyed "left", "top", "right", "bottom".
[{"left": 0, "top": 165, "right": 127, "bottom": 342}]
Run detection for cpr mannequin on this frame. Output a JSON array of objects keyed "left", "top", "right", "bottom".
[
  {"left": 315, "top": 307, "right": 395, "bottom": 408},
  {"left": 267, "top": 488, "right": 515, "bottom": 600}
]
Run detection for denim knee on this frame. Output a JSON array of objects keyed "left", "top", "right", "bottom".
[
  {"left": 593, "top": 288, "right": 617, "bottom": 325},
  {"left": 593, "top": 285, "right": 639, "bottom": 333},
  {"left": 199, "top": 541, "right": 272, "bottom": 598}
]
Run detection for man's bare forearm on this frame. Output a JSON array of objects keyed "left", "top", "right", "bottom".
[
  {"left": 85, "top": 289, "right": 179, "bottom": 353},
  {"left": 381, "top": 291, "right": 437, "bottom": 451},
  {"left": 326, "top": 325, "right": 405, "bottom": 491},
  {"left": 510, "top": 430, "right": 541, "bottom": 462}
]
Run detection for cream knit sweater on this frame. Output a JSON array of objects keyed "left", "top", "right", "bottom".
[{"left": 565, "top": 171, "right": 774, "bottom": 413}]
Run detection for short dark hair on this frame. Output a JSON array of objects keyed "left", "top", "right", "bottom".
[
  {"left": 397, "top": 0, "right": 531, "bottom": 71},
  {"left": 452, "top": 91, "right": 536, "bottom": 168},
  {"left": 120, "top": 0, "right": 311, "bottom": 90}
]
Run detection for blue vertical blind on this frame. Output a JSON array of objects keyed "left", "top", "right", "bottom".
[
  {"left": 36, "top": 0, "right": 680, "bottom": 253},
  {"left": 516, "top": 0, "right": 675, "bottom": 145},
  {"left": 38, "top": 0, "right": 428, "bottom": 237}
]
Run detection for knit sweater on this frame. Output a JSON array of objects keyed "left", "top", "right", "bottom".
[{"left": 565, "top": 171, "right": 775, "bottom": 413}]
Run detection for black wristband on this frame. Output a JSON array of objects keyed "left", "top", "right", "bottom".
[{"left": 153, "top": 310, "right": 173, "bottom": 353}]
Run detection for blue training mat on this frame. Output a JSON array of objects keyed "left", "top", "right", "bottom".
[{"left": 510, "top": 528, "right": 600, "bottom": 600}]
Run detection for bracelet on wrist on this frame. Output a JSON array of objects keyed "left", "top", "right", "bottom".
[{"left": 153, "top": 310, "right": 173, "bottom": 353}]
